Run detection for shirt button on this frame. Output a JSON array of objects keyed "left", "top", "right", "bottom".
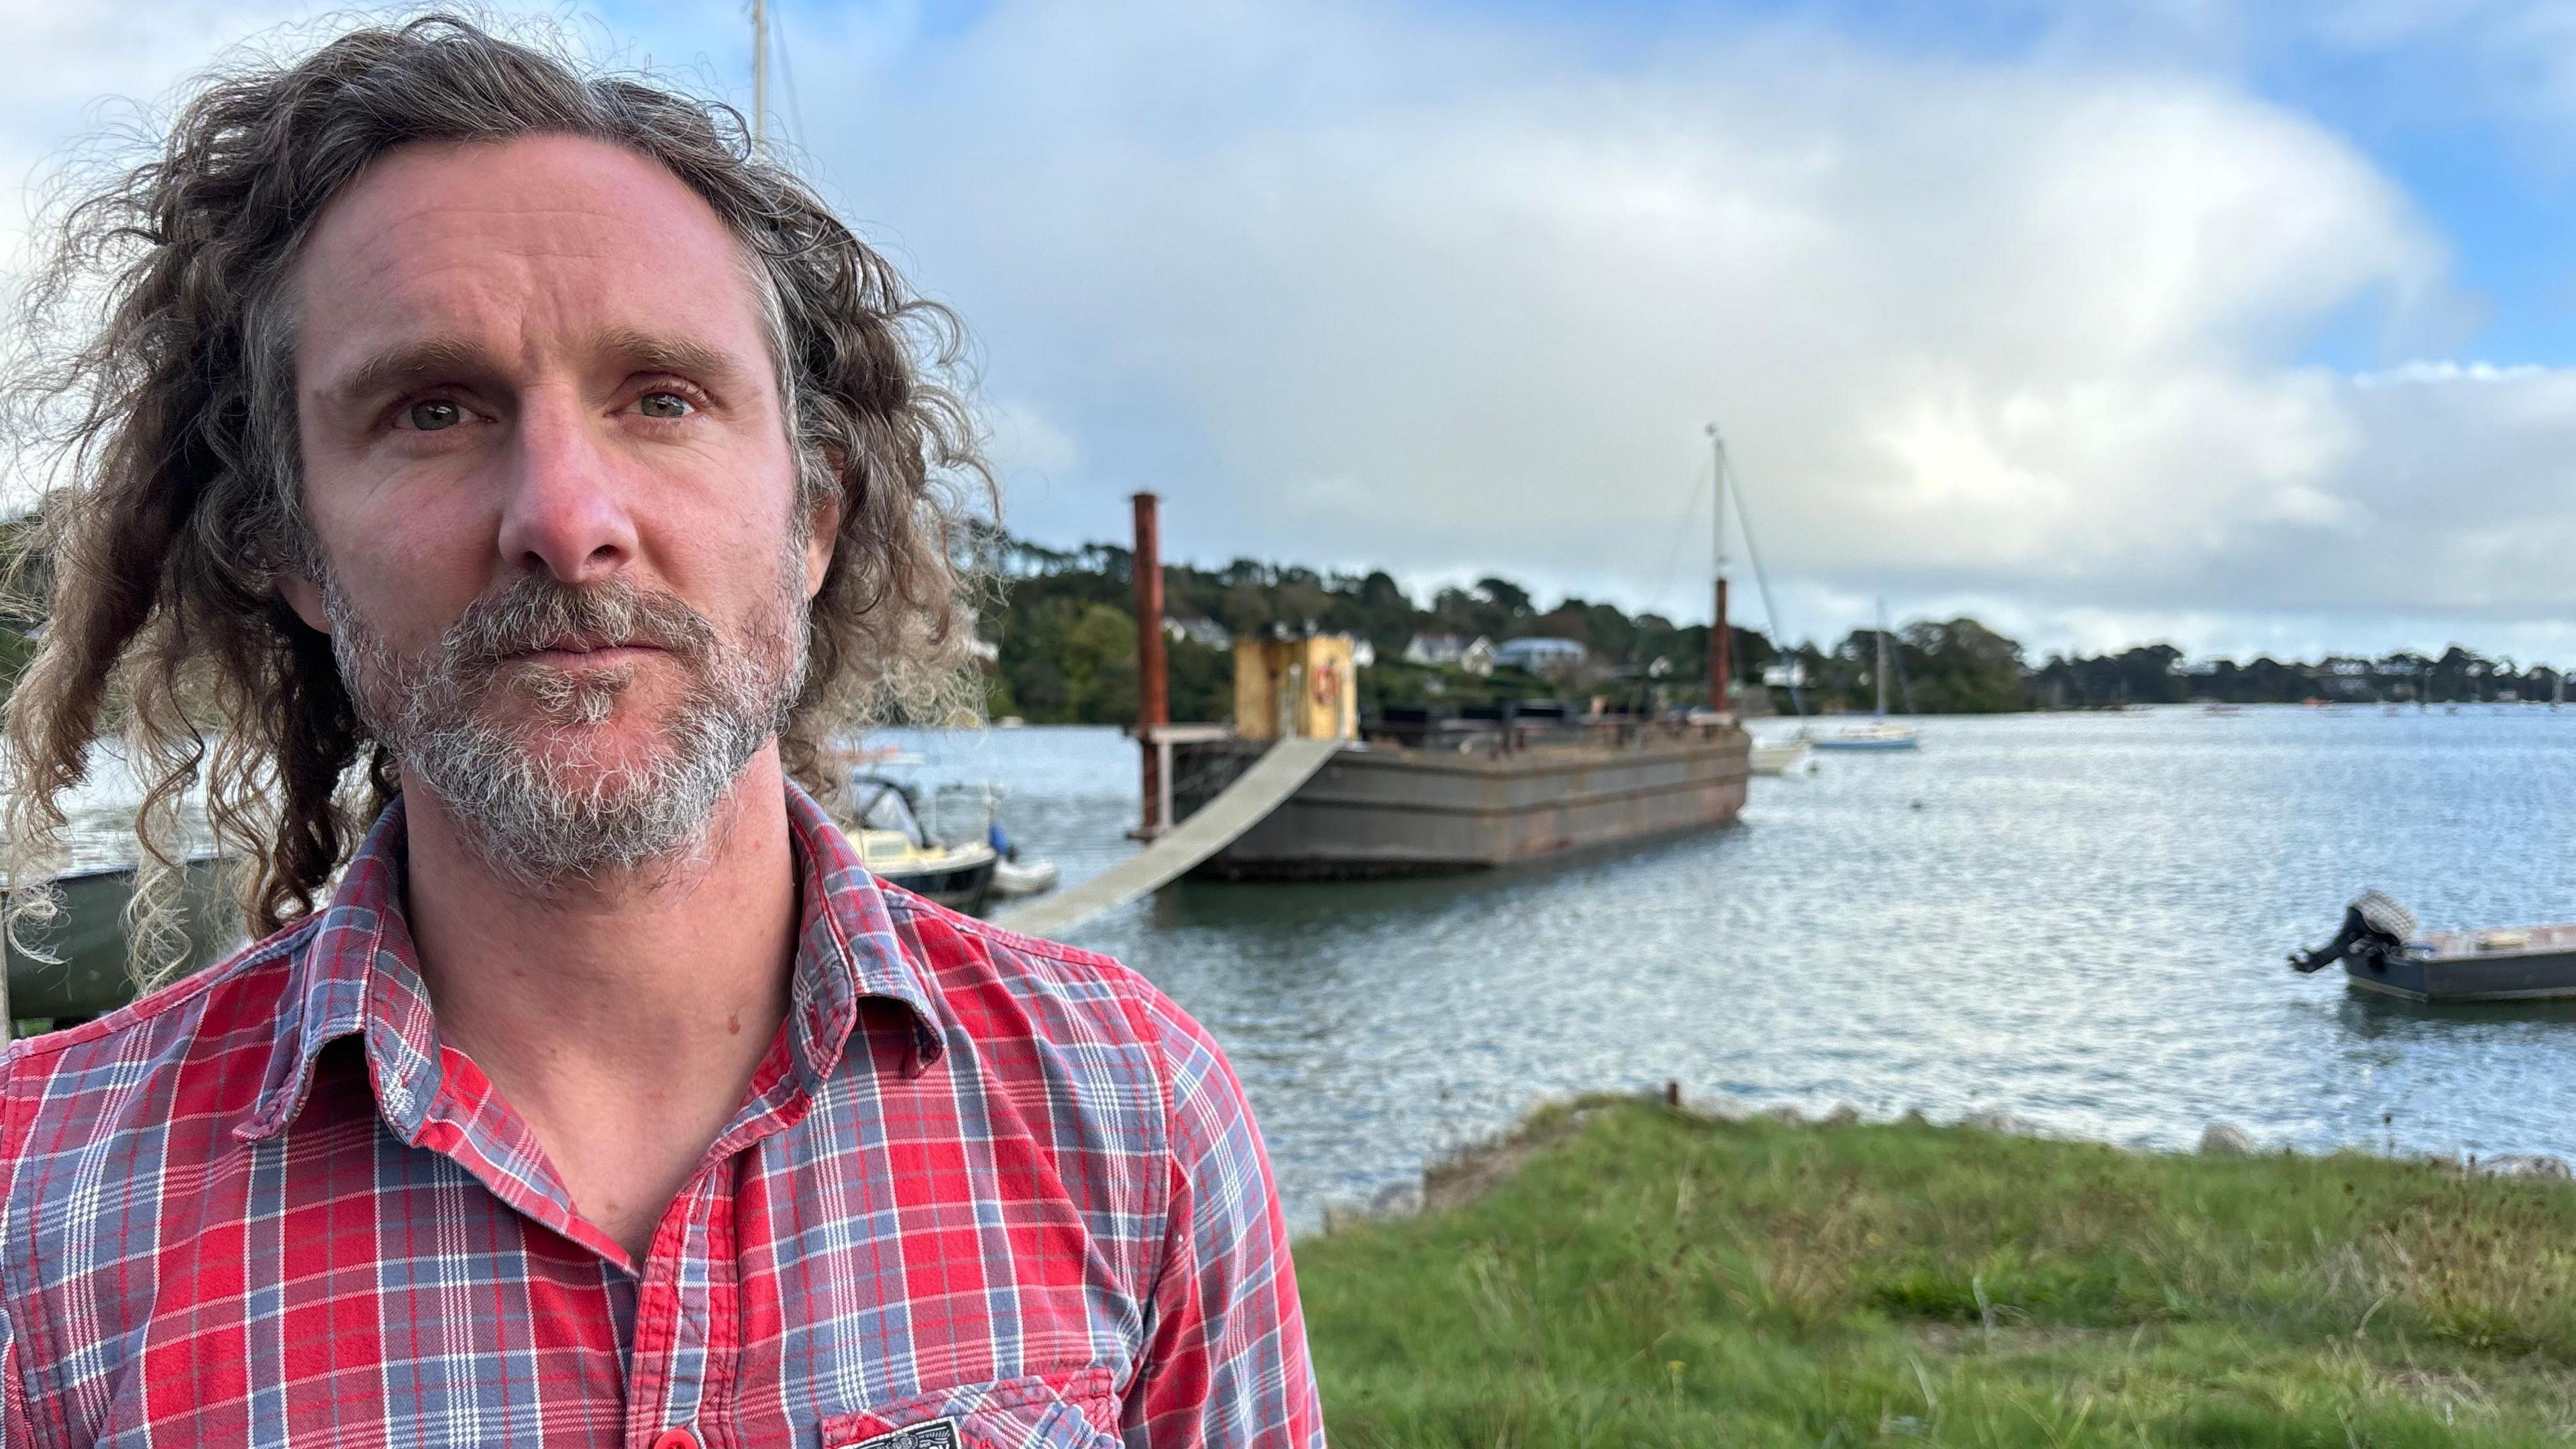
[{"left": 650, "top": 1430, "right": 700, "bottom": 1449}]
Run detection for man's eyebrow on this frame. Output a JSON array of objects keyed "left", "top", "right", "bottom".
[
  {"left": 313, "top": 331, "right": 760, "bottom": 412},
  {"left": 591, "top": 329, "right": 757, "bottom": 392},
  {"left": 316, "top": 337, "right": 498, "bottom": 410}
]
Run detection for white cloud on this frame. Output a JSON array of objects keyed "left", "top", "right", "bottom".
[
  {"left": 766, "top": 0, "right": 2532, "bottom": 656},
  {"left": 8, "top": 0, "right": 2575, "bottom": 661}
]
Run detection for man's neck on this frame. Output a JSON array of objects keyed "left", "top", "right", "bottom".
[{"left": 395, "top": 749, "right": 804, "bottom": 1266}]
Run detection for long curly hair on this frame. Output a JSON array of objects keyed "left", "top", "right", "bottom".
[{"left": 2, "top": 15, "right": 991, "bottom": 981}]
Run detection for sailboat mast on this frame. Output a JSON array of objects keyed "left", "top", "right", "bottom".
[
  {"left": 751, "top": 0, "right": 769, "bottom": 146},
  {"left": 1707, "top": 424, "right": 1730, "bottom": 716},
  {"left": 1874, "top": 597, "right": 1890, "bottom": 718}
]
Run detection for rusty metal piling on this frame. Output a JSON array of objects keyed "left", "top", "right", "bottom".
[{"left": 1132, "top": 492, "right": 1170, "bottom": 837}]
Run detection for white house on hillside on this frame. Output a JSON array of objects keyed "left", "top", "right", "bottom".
[
  {"left": 1403, "top": 633, "right": 1494, "bottom": 676},
  {"left": 1492, "top": 637, "right": 1587, "bottom": 674},
  {"left": 1164, "top": 616, "right": 1232, "bottom": 650}
]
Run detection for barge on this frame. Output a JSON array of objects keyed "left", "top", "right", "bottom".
[
  {"left": 1171, "top": 717, "right": 1746, "bottom": 879},
  {"left": 1130, "top": 503, "right": 1748, "bottom": 881},
  {"left": 1000, "top": 488, "right": 1752, "bottom": 938}
]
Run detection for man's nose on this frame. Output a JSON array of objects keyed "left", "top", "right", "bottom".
[{"left": 493, "top": 392, "right": 639, "bottom": 585}]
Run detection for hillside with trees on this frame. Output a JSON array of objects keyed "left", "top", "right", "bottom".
[{"left": 981, "top": 533, "right": 2569, "bottom": 724}]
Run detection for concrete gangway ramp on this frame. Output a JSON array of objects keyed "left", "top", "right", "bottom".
[{"left": 994, "top": 736, "right": 1342, "bottom": 941}]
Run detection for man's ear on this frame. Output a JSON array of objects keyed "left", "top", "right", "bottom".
[
  {"left": 278, "top": 574, "right": 330, "bottom": 634},
  {"left": 802, "top": 495, "right": 841, "bottom": 601}
]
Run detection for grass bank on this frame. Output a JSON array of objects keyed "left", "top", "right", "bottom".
[{"left": 1297, "top": 1098, "right": 2576, "bottom": 1446}]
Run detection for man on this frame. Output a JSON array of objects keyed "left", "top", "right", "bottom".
[{"left": 0, "top": 17, "right": 1322, "bottom": 1447}]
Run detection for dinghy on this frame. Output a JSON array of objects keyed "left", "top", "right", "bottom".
[{"left": 2291, "top": 891, "right": 2576, "bottom": 1002}]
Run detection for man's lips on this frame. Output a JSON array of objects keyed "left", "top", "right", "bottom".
[{"left": 506, "top": 643, "right": 666, "bottom": 668}]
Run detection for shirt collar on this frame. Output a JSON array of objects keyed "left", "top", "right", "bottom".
[
  {"left": 236, "top": 782, "right": 945, "bottom": 1145},
  {"left": 777, "top": 780, "right": 948, "bottom": 1091}
]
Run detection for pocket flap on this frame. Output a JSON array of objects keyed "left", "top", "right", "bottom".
[{"left": 820, "top": 1366, "right": 1118, "bottom": 1449}]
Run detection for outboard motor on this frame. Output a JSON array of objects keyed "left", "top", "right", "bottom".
[{"left": 2289, "top": 890, "right": 2418, "bottom": 973}]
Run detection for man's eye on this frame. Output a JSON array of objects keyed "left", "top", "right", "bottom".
[
  {"left": 638, "top": 391, "right": 695, "bottom": 420},
  {"left": 401, "top": 400, "right": 466, "bottom": 432}
]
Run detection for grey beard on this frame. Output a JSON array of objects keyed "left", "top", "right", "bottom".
[{"left": 326, "top": 563, "right": 810, "bottom": 890}]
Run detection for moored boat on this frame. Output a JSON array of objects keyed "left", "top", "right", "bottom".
[
  {"left": 1134, "top": 473, "right": 1749, "bottom": 885},
  {"left": 1750, "top": 737, "right": 1813, "bottom": 775},
  {"left": 991, "top": 855, "right": 1060, "bottom": 898},
  {"left": 2291, "top": 891, "right": 2576, "bottom": 1002},
  {"left": 826, "top": 745, "right": 1061, "bottom": 914},
  {"left": 1807, "top": 600, "right": 1919, "bottom": 751},
  {"left": 840, "top": 771, "right": 1002, "bottom": 914},
  {"left": 1172, "top": 704, "right": 1748, "bottom": 879},
  {"left": 3, "top": 855, "right": 241, "bottom": 1026},
  {"left": 1810, "top": 722, "right": 1920, "bottom": 752}
]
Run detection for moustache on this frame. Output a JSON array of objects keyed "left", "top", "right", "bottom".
[{"left": 437, "top": 574, "right": 720, "bottom": 680}]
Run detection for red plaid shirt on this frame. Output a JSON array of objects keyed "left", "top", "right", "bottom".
[{"left": 0, "top": 786, "right": 1322, "bottom": 1448}]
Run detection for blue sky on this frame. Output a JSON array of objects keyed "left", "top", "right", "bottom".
[{"left": 11, "top": 0, "right": 2576, "bottom": 663}]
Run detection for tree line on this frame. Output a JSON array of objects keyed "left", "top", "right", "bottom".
[
  {"left": 981, "top": 533, "right": 2563, "bottom": 724},
  {"left": 0, "top": 514, "right": 2542, "bottom": 724}
]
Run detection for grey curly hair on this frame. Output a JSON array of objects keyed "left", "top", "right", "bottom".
[{"left": 2, "top": 14, "right": 992, "bottom": 979}]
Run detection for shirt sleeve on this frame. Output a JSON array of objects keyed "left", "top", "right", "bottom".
[{"left": 1122, "top": 990, "right": 1324, "bottom": 1449}]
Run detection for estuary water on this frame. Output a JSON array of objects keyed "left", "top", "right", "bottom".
[{"left": 878, "top": 708, "right": 2576, "bottom": 1231}]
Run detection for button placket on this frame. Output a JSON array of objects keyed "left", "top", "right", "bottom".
[{"left": 627, "top": 1165, "right": 734, "bottom": 1448}]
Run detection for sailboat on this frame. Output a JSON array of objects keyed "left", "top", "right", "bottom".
[{"left": 1810, "top": 598, "right": 1921, "bottom": 751}]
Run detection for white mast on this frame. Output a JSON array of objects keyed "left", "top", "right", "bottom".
[
  {"left": 751, "top": 0, "right": 769, "bottom": 146},
  {"left": 1707, "top": 425, "right": 1727, "bottom": 586}
]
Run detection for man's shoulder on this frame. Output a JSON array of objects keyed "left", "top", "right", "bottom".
[
  {"left": 0, "top": 918, "right": 320, "bottom": 1166},
  {"left": 869, "top": 886, "right": 1214, "bottom": 1099}
]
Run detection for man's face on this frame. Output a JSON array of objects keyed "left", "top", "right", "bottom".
[{"left": 286, "top": 133, "right": 837, "bottom": 881}]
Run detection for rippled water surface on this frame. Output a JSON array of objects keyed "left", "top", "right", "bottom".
[{"left": 878, "top": 708, "right": 2576, "bottom": 1229}]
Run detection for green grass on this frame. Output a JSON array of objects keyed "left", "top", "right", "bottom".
[{"left": 1297, "top": 1098, "right": 2576, "bottom": 1446}]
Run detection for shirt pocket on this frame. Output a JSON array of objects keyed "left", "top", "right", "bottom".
[{"left": 818, "top": 1365, "right": 1120, "bottom": 1449}]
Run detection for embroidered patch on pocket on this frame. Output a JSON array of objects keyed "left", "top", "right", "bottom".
[{"left": 829, "top": 1418, "right": 959, "bottom": 1449}]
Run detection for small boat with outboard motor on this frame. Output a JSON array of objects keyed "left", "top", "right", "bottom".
[
  {"left": 831, "top": 747, "right": 1059, "bottom": 914},
  {"left": 2290, "top": 890, "right": 2576, "bottom": 1002}
]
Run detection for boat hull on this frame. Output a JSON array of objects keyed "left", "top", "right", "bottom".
[
  {"left": 1173, "top": 727, "right": 1748, "bottom": 879},
  {"left": 875, "top": 854, "right": 1000, "bottom": 916},
  {"left": 2343, "top": 947, "right": 2576, "bottom": 1003},
  {"left": 1750, "top": 741, "right": 1811, "bottom": 776},
  {"left": 1811, "top": 738, "right": 1919, "bottom": 752},
  {"left": 6, "top": 857, "right": 241, "bottom": 1022}
]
